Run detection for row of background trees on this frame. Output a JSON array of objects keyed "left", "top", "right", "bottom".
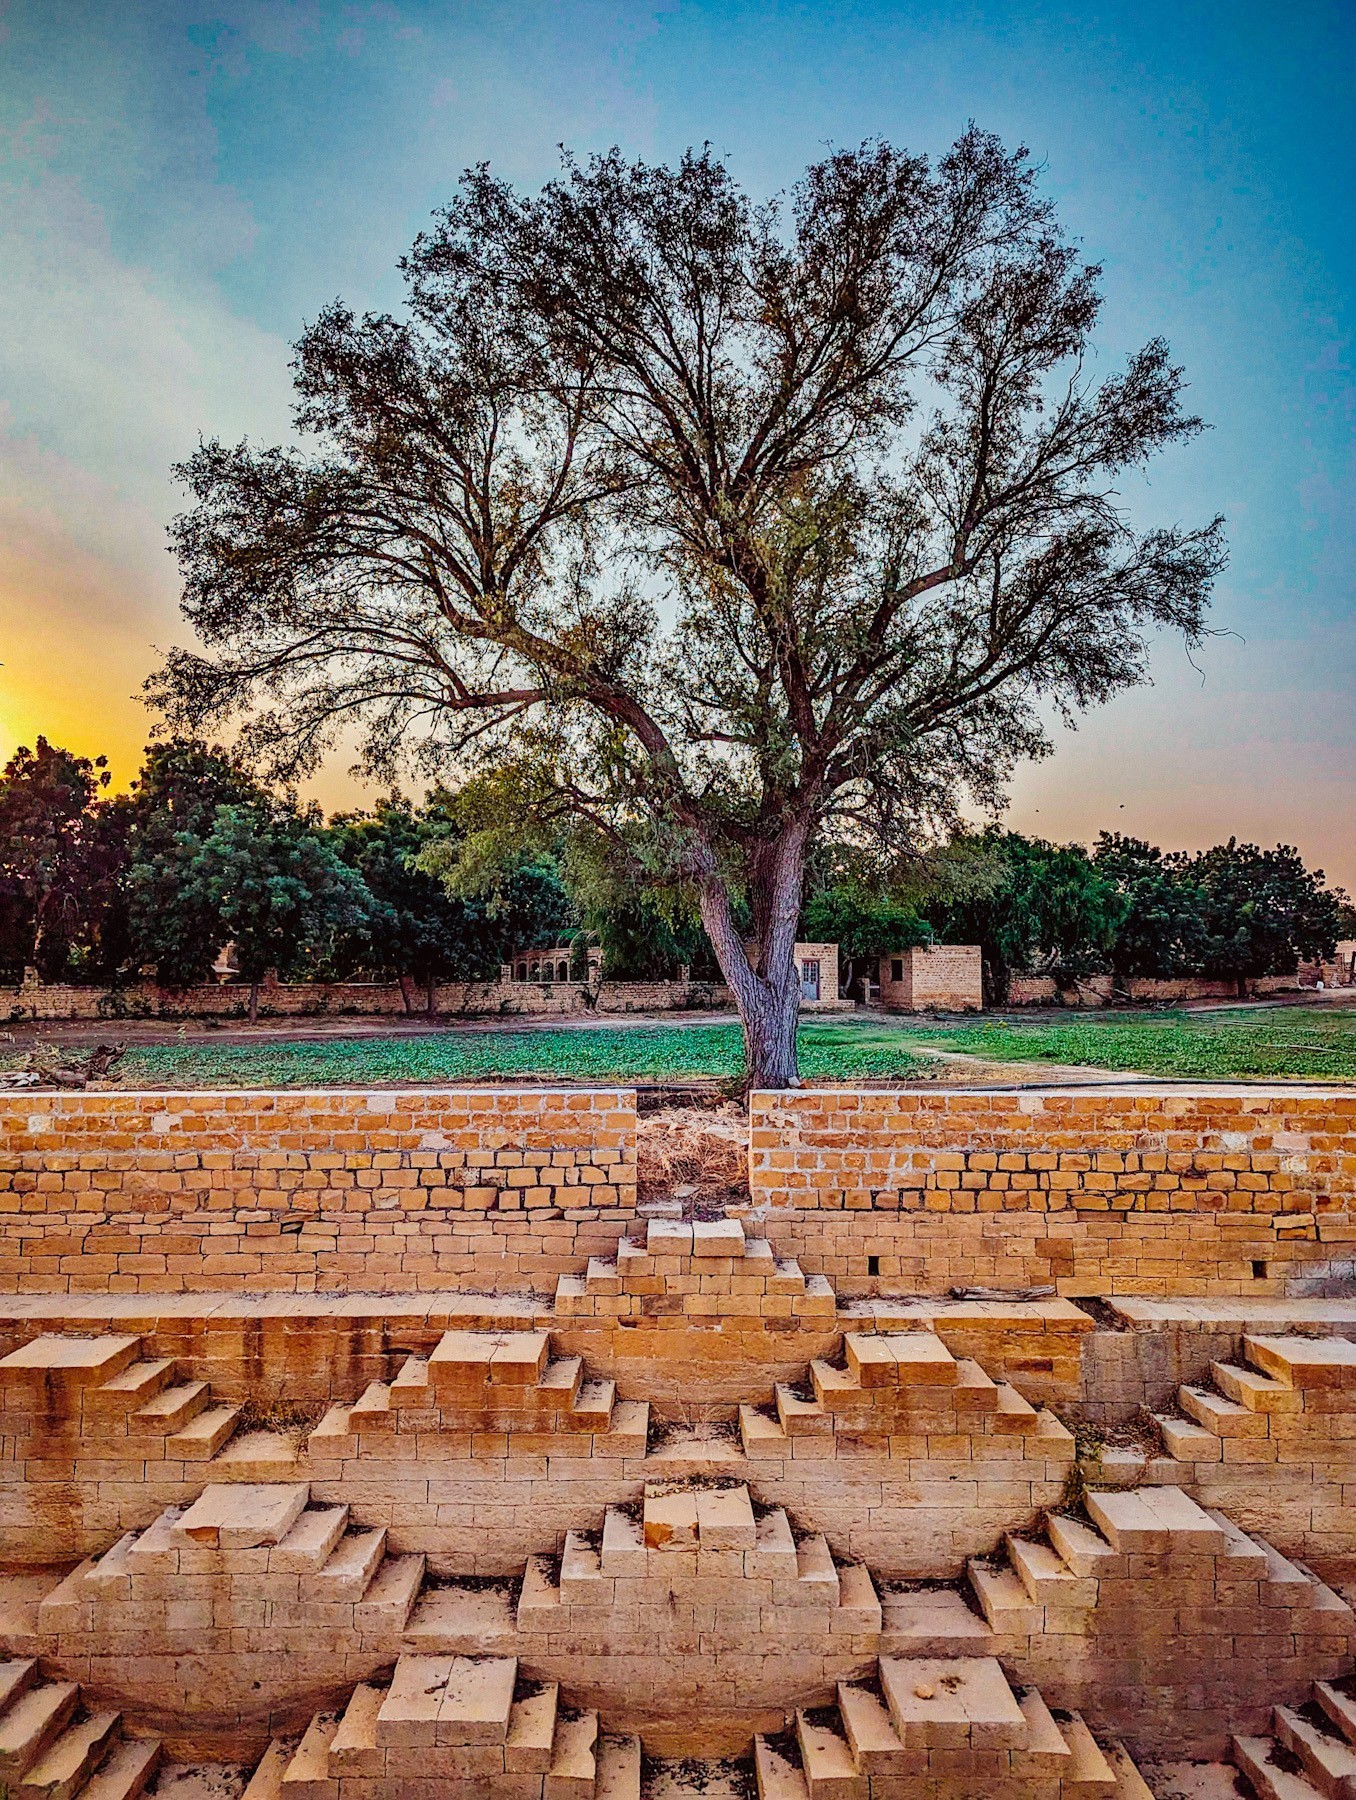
[{"left": 1, "top": 736, "right": 1350, "bottom": 1013}]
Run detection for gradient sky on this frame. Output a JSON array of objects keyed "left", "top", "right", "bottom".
[{"left": 2, "top": 1, "right": 1353, "bottom": 886}]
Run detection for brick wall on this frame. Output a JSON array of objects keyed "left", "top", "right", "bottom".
[
  {"left": 750, "top": 1086, "right": 1356, "bottom": 1296},
  {"left": 0, "top": 1088, "right": 637, "bottom": 1296},
  {"left": 1007, "top": 968, "right": 1350, "bottom": 1004}
]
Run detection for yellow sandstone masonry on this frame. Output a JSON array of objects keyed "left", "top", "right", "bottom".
[
  {"left": 750, "top": 1085, "right": 1356, "bottom": 1296},
  {"left": 0, "top": 1087, "right": 638, "bottom": 1296}
]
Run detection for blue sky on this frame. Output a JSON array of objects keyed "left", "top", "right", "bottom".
[{"left": 2, "top": 0, "right": 1353, "bottom": 885}]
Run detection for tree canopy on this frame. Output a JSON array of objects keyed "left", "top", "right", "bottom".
[{"left": 154, "top": 133, "right": 1226, "bottom": 1084}]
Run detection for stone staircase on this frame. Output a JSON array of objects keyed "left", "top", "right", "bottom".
[
  {"left": 1153, "top": 1333, "right": 1356, "bottom": 1468},
  {"left": 0, "top": 1332, "right": 249, "bottom": 1463},
  {"left": 244, "top": 1657, "right": 641, "bottom": 1798},
  {"left": 1233, "top": 1669, "right": 1356, "bottom": 1797},
  {"left": 555, "top": 1215, "right": 836, "bottom": 1321},
  {"left": 307, "top": 1329, "right": 649, "bottom": 1461},
  {"left": 36, "top": 1480, "right": 425, "bottom": 1646},
  {"left": 0, "top": 1656, "right": 164, "bottom": 1800},
  {"left": 750, "top": 1655, "right": 1153, "bottom": 1798},
  {"left": 736, "top": 1325, "right": 1076, "bottom": 1458}
]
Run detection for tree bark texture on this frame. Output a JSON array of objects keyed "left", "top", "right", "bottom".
[{"left": 697, "top": 821, "right": 809, "bottom": 1092}]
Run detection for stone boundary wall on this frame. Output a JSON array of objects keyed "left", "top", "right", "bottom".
[
  {"left": 750, "top": 1086, "right": 1356, "bottom": 1296},
  {"left": 1, "top": 975, "right": 730, "bottom": 1023},
  {"left": 1007, "top": 967, "right": 1349, "bottom": 1005},
  {"left": 0, "top": 1087, "right": 636, "bottom": 1296}
]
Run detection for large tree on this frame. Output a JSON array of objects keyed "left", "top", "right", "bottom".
[
  {"left": 155, "top": 134, "right": 1225, "bottom": 1086},
  {"left": 0, "top": 738, "right": 112, "bottom": 980}
]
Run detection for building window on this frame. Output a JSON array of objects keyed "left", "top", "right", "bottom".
[
  {"left": 516, "top": 964, "right": 527, "bottom": 982},
  {"left": 891, "top": 959, "right": 904, "bottom": 982},
  {"left": 558, "top": 960, "right": 569, "bottom": 981},
  {"left": 800, "top": 959, "right": 821, "bottom": 1001}
]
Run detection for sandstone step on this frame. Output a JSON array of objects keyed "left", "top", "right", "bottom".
[
  {"left": 695, "top": 1484, "right": 756, "bottom": 1550},
  {"left": 1047, "top": 1513, "right": 1120, "bottom": 1578},
  {"left": 594, "top": 1733, "right": 642, "bottom": 1799},
  {"left": 795, "top": 1710, "right": 865, "bottom": 1799},
  {"left": 770, "top": 1257, "right": 808, "bottom": 1295},
  {"left": 1316, "top": 1682, "right": 1356, "bottom": 1747},
  {"left": 968, "top": 1561, "right": 1040, "bottom": 1633},
  {"left": 800, "top": 1275, "right": 837, "bottom": 1317},
  {"left": 89, "top": 1359, "right": 176, "bottom": 1414},
  {"left": 992, "top": 1381, "right": 1038, "bottom": 1431},
  {"left": 1058, "top": 1709, "right": 1118, "bottom": 1796},
  {"left": 1202, "top": 1508, "right": 1270, "bottom": 1572},
  {"left": 600, "top": 1508, "right": 645, "bottom": 1575},
  {"left": 878, "top": 1585, "right": 995, "bottom": 1657},
  {"left": 836, "top": 1684, "right": 906, "bottom": 1772},
  {"left": 1104, "top": 1738, "right": 1157, "bottom": 1800},
  {"left": 561, "top": 1529, "right": 605, "bottom": 1589},
  {"left": 752, "top": 1508, "right": 799, "bottom": 1575},
  {"left": 844, "top": 1334, "right": 899, "bottom": 1388},
  {"left": 132, "top": 1380, "right": 209, "bottom": 1433},
  {"left": 879, "top": 1656, "right": 1026, "bottom": 1749},
  {"left": 554, "top": 1275, "right": 588, "bottom": 1312},
  {"left": 882, "top": 1330, "right": 956, "bottom": 1385},
  {"left": 692, "top": 1218, "right": 746, "bottom": 1257},
  {"left": 36, "top": 1560, "right": 97, "bottom": 1633},
  {"left": 389, "top": 1358, "right": 431, "bottom": 1408},
  {"left": 402, "top": 1580, "right": 517, "bottom": 1654},
  {"left": 280, "top": 1709, "right": 338, "bottom": 1798},
  {"left": 796, "top": 1534, "right": 839, "bottom": 1596},
  {"left": 601, "top": 1398, "right": 648, "bottom": 1453},
  {"left": 1153, "top": 1412, "right": 1223, "bottom": 1461},
  {"left": 0, "top": 1335, "right": 141, "bottom": 1397},
  {"left": 316, "top": 1528, "right": 387, "bottom": 1598},
  {"left": 0, "top": 1682, "right": 80, "bottom": 1779},
  {"left": 329, "top": 1684, "right": 384, "bottom": 1778},
  {"left": 353, "top": 1553, "right": 425, "bottom": 1631},
  {"left": 241, "top": 1740, "right": 294, "bottom": 1800},
  {"left": 1084, "top": 1486, "right": 1224, "bottom": 1554},
  {"left": 584, "top": 1258, "right": 620, "bottom": 1295},
  {"left": 207, "top": 1430, "right": 308, "bottom": 1482},
  {"left": 539, "top": 1358, "right": 585, "bottom": 1406},
  {"left": 17, "top": 1709, "right": 120, "bottom": 1800},
  {"left": 167, "top": 1403, "right": 243, "bottom": 1460},
  {"left": 349, "top": 1382, "right": 391, "bottom": 1425},
  {"left": 836, "top": 1562, "right": 882, "bottom": 1630},
  {"left": 1179, "top": 1384, "right": 1270, "bottom": 1439},
  {"left": 1244, "top": 1335, "right": 1356, "bottom": 1390},
  {"left": 567, "top": 1379, "right": 616, "bottom": 1428},
  {"left": 1211, "top": 1360, "right": 1302, "bottom": 1414},
  {"left": 754, "top": 1736, "right": 810, "bottom": 1800},
  {"left": 1005, "top": 1536, "right": 1098, "bottom": 1607},
  {"left": 307, "top": 1405, "right": 354, "bottom": 1450},
  {"left": 1234, "top": 1734, "right": 1328, "bottom": 1799},
  {"left": 1014, "top": 1688, "right": 1071, "bottom": 1768},
  {"left": 1257, "top": 1538, "right": 1319, "bottom": 1598},
  {"left": 775, "top": 1385, "right": 828, "bottom": 1436},
  {"left": 504, "top": 1681, "right": 559, "bottom": 1774},
  {"left": 269, "top": 1507, "right": 349, "bottom": 1573},
  {"left": 429, "top": 1330, "right": 550, "bottom": 1390},
  {"left": 376, "top": 1655, "right": 516, "bottom": 1749},
  {"left": 1274, "top": 1702, "right": 1356, "bottom": 1797},
  {"left": 739, "top": 1405, "right": 788, "bottom": 1455},
  {"left": 175, "top": 1483, "right": 310, "bottom": 1550},
  {"left": 646, "top": 1219, "right": 694, "bottom": 1254},
  {"left": 0, "top": 1660, "right": 38, "bottom": 1713},
  {"left": 544, "top": 1707, "right": 598, "bottom": 1798},
  {"left": 75, "top": 1734, "right": 162, "bottom": 1800},
  {"left": 809, "top": 1361, "right": 861, "bottom": 1408}
]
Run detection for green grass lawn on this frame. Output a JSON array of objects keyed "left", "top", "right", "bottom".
[
  {"left": 6, "top": 1003, "right": 1354, "bottom": 1087},
  {"left": 821, "top": 1006, "right": 1356, "bottom": 1082}
]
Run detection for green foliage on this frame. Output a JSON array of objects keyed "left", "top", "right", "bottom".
[
  {"left": 0, "top": 738, "right": 112, "bottom": 979},
  {"left": 1188, "top": 839, "right": 1343, "bottom": 983},
  {"left": 925, "top": 828, "right": 1123, "bottom": 1000},
  {"left": 1092, "top": 833, "right": 1205, "bottom": 978},
  {"left": 145, "top": 803, "right": 377, "bottom": 997}
]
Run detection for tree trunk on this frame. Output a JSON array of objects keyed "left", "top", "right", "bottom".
[
  {"left": 696, "top": 819, "right": 809, "bottom": 1091},
  {"left": 397, "top": 974, "right": 417, "bottom": 1016},
  {"left": 248, "top": 980, "right": 259, "bottom": 1025},
  {"left": 426, "top": 976, "right": 437, "bottom": 1020}
]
